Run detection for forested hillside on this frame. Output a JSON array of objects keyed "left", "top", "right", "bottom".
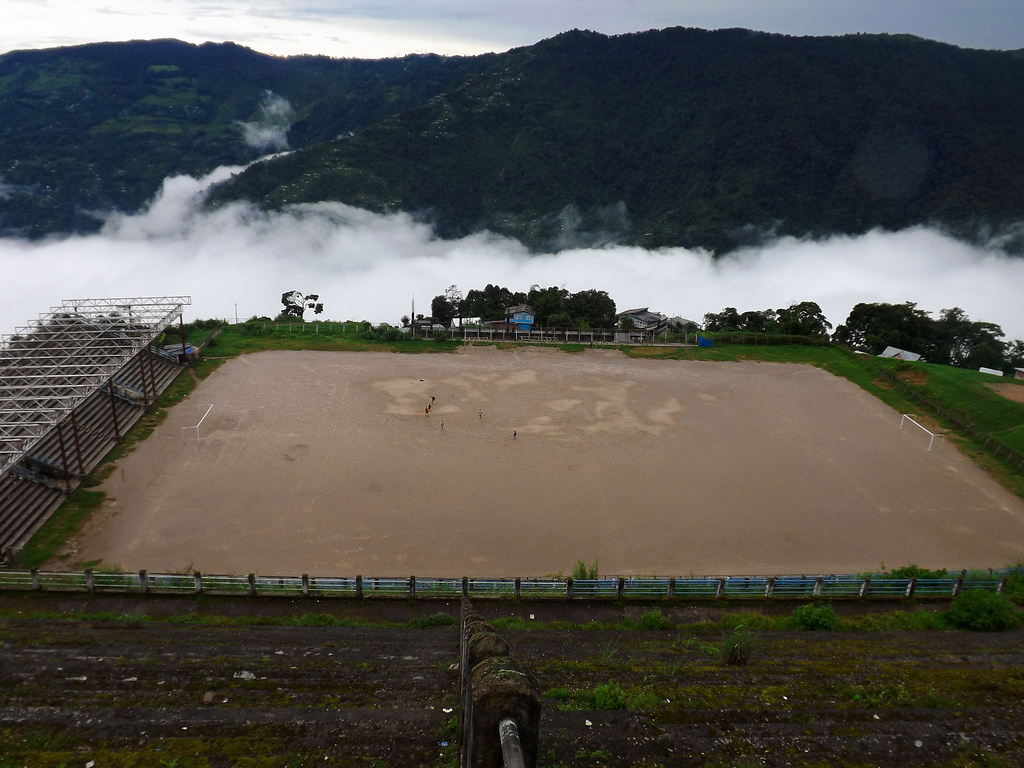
[
  {"left": 0, "top": 39, "right": 475, "bottom": 237},
  {"left": 4, "top": 29, "right": 1024, "bottom": 253}
]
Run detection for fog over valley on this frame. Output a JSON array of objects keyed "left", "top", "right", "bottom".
[{"left": 2, "top": 165, "right": 1023, "bottom": 344}]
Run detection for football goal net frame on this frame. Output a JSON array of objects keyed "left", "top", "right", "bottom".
[
  {"left": 181, "top": 403, "right": 214, "bottom": 440},
  {"left": 899, "top": 413, "right": 945, "bottom": 452}
]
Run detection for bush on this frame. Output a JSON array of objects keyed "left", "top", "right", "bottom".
[
  {"left": 571, "top": 560, "right": 598, "bottom": 580},
  {"left": 720, "top": 624, "right": 756, "bottom": 666},
  {"left": 592, "top": 681, "right": 627, "bottom": 710},
  {"left": 1004, "top": 564, "right": 1024, "bottom": 605},
  {"left": 639, "top": 609, "right": 673, "bottom": 631},
  {"left": 792, "top": 603, "right": 838, "bottom": 631},
  {"left": 408, "top": 612, "right": 457, "bottom": 629},
  {"left": 885, "top": 564, "right": 948, "bottom": 579},
  {"left": 945, "top": 590, "right": 1020, "bottom": 631}
]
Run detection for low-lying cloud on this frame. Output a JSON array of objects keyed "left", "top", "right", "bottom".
[
  {"left": 236, "top": 91, "right": 295, "bottom": 152},
  {"left": 2, "top": 164, "right": 1022, "bottom": 344}
]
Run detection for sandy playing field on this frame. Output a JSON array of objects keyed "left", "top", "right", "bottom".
[{"left": 68, "top": 347, "right": 1024, "bottom": 577}]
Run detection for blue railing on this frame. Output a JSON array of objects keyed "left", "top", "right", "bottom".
[{"left": 0, "top": 569, "right": 1014, "bottom": 600}]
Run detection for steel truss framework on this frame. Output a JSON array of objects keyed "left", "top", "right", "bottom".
[{"left": 0, "top": 297, "right": 191, "bottom": 474}]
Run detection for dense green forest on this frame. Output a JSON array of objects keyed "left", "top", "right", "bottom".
[
  {"left": 0, "top": 40, "right": 476, "bottom": 237},
  {"left": 3, "top": 29, "right": 1024, "bottom": 252}
]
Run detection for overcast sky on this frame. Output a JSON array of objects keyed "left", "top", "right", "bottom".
[{"left": 3, "top": 0, "right": 1023, "bottom": 57}]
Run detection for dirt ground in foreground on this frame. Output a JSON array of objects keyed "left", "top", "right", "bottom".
[
  {"left": 0, "top": 594, "right": 1022, "bottom": 768},
  {"left": 64, "top": 347, "right": 1024, "bottom": 577}
]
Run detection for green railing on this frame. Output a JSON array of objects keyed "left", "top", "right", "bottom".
[{"left": 0, "top": 569, "right": 1013, "bottom": 601}]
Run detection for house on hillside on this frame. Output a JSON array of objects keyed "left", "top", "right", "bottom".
[
  {"left": 504, "top": 304, "right": 536, "bottom": 331},
  {"left": 1014, "top": 368, "right": 1024, "bottom": 380},
  {"left": 616, "top": 307, "right": 669, "bottom": 341},
  {"left": 879, "top": 346, "right": 922, "bottom": 362}
]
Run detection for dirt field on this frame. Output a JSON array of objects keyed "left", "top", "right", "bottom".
[{"left": 67, "top": 347, "right": 1024, "bottom": 577}]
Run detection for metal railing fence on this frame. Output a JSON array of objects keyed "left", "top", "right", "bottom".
[{"left": 0, "top": 569, "right": 1014, "bottom": 601}]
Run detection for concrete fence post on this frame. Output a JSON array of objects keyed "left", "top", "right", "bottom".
[
  {"left": 410, "top": 575, "right": 416, "bottom": 600},
  {"left": 906, "top": 578, "right": 917, "bottom": 599},
  {"left": 616, "top": 578, "right": 625, "bottom": 599},
  {"left": 85, "top": 569, "right": 94, "bottom": 593},
  {"left": 859, "top": 578, "right": 870, "bottom": 599},
  {"left": 667, "top": 577, "right": 675, "bottom": 599},
  {"left": 194, "top": 571, "right": 202, "bottom": 594},
  {"left": 566, "top": 578, "right": 573, "bottom": 600},
  {"left": 139, "top": 569, "right": 148, "bottom": 595},
  {"left": 355, "top": 575, "right": 363, "bottom": 600},
  {"left": 301, "top": 574, "right": 310, "bottom": 596},
  {"left": 31, "top": 569, "right": 40, "bottom": 590},
  {"left": 247, "top": 573, "right": 256, "bottom": 596}
]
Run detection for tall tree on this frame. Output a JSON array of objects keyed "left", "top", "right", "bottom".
[
  {"left": 527, "top": 285, "right": 570, "bottom": 326},
  {"left": 932, "top": 307, "right": 1005, "bottom": 369},
  {"left": 775, "top": 301, "right": 832, "bottom": 338},
  {"left": 833, "top": 301, "right": 934, "bottom": 354},
  {"left": 566, "top": 289, "right": 616, "bottom": 329}
]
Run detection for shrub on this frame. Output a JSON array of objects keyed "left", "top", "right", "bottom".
[
  {"left": 885, "top": 564, "right": 948, "bottom": 579},
  {"left": 792, "top": 602, "right": 838, "bottom": 631},
  {"left": 639, "top": 609, "right": 673, "bottom": 631},
  {"left": 945, "top": 590, "right": 1020, "bottom": 631},
  {"left": 408, "top": 612, "right": 457, "bottom": 629},
  {"left": 1004, "top": 563, "right": 1024, "bottom": 605},
  {"left": 720, "top": 624, "right": 756, "bottom": 666},
  {"left": 571, "top": 560, "right": 599, "bottom": 580},
  {"left": 592, "top": 681, "right": 627, "bottom": 710}
]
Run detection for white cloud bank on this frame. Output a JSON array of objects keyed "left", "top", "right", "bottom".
[{"left": 2, "top": 165, "right": 1023, "bottom": 343}]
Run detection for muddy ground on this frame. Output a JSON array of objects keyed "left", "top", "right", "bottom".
[{"left": 0, "top": 593, "right": 1022, "bottom": 767}]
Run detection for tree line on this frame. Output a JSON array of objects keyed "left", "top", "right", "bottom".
[
  {"left": 707, "top": 300, "right": 1022, "bottom": 373},
  {"left": 424, "top": 284, "right": 617, "bottom": 330}
]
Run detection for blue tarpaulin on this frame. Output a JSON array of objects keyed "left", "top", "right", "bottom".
[{"left": 698, "top": 335, "right": 713, "bottom": 347}]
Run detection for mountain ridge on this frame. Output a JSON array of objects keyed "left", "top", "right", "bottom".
[{"left": 3, "top": 29, "right": 1024, "bottom": 253}]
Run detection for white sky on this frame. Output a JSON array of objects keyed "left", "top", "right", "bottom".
[{"left": 2, "top": 0, "right": 1022, "bottom": 57}]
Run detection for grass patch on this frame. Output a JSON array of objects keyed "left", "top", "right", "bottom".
[{"left": 18, "top": 488, "right": 105, "bottom": 568}]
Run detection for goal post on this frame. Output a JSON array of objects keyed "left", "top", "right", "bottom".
[
  {"left": 181, "top": 403, "right": 214, "bottom": 440},
  {"left": 899, "top": 413, "right": 945, "bottom": 452}
]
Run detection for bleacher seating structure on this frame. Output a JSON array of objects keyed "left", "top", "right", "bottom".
[{"left": 0, "top": 297, "right": 190, "bottom": 561}]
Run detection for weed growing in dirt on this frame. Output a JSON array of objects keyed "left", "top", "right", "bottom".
[
  {"left": 719, "top": 624, "right": 756, "bottom": 666},
  {"left": 571, "top": 559, "right": 599, "bottom": 580},
  {"left": 790, "top": 602, "right": 838, "bottom": 631},
  {"left": 944, "top": 590, "right": 1020, "bottom": 631},
  {"left": 407, "top": 612, "right": 457, "bottom": 628},
  {"left": 639, "top": 609, "right": 673, "bottom": 631}
]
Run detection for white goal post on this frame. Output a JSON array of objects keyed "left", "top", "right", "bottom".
[
  {"left": 899, "top": 413, "right": 945, "bottom": 452},
  {"left": 181, "top": 403, "right": 214, "bottom": 440}
]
